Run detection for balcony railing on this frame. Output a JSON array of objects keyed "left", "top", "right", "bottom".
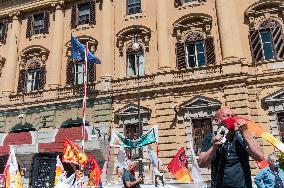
[
  {"left": 3, "top": 64, "right": 225, "bottom": 106},
  {"left": 6, "top": 83, "right": 97, "bottom": 106},
  {"left": 112, "top": 64, "right": 223, "bottom": 91}
]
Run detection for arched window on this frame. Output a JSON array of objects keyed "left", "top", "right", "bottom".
[
  {"left": 249, "top": 19, "right": 284, "bottom": 62},
  {"left": 126, "top": 44, "right": 144, "bottom": 77}
]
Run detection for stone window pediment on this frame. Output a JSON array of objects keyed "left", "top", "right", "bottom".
[
  {"left": 264, "top": 88, "right": 284, "bottom": 103},
  {"left": 115, "top": 104, "right": 151, "bottom": 117},
  {"left": 173, "top": 13, "right": 212, "bottom": 41},
  {"left": 245, "top": 0, "right": 284, "bottom": 29},
  {"left": 180, "top": 95, "right": 221, "bottom": 110}
]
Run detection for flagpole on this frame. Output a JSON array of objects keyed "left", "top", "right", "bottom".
[{"left": 82, "top": 42, "right": 88, "bottom": 152}]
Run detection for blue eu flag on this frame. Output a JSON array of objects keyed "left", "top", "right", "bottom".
[{"left": 71, "top": 36, "right": 99, "bottom": 64}]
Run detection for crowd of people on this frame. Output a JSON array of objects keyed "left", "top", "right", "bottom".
[{"left": 120, "top": 107, "right": 284, "bottom": 188}]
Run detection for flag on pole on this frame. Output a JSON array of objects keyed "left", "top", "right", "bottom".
[
  {"left": 88, "top": 153, "right": 102, "bottom": 187},
  {"left": 4, "top": 148, "right": 23, "bottom": 188},
  {"left": 167, "top": 147, "right": 193, "bottom": 183},
  {"left": 62, "top": 139, "right": 88, "bottom": 167},
  {"left": 54, "top": 156, "right": 66, "bottom": 186},
  {"left": 188, "top": 140, "right": 203, "bottom": 183},
  {"left": 110, "top": 125, "right": 159, "bottom": 148},
  {"left": 71, "top": 35, "right": 99, "bottom": 64},
  {"left": 235, "top": 117, "right": 284, "bottom": 153},
  {"left": 117, "top": 148, "right": 128, "bottom": 169},
  {"left": 148, "top": 145, "right": 163, "bottom": 174}
]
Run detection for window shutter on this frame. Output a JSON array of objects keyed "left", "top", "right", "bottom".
[
  {"left": 249, "top": 30, "right": 263, "bottom": 62},
  {"left": 271, "top": 26, "right": 284, "bottom": 59},
  {"left": 176, "top": 42, "right": 186, "bottom": 69},
  {"left": 39, "top": 66, "right": 46, "bottom": 90},
  {"left": 71, "top": 5, "right": 78, "bottom": 29},
  {"left": 43, "top": 11, "right": 50, "bottom": 34},
  {"left": 66, "top": 61, "right": 75, "bottom": 85},
  {"left": 0, "top": 20, "right": 8, "bottom": 44},
  {"left": 175, "top": 0, "right": 183, "bottom": 7},
  {"left": 26, "top": 15, "right": 33, "bottom": 38},
  {"left": 17, "top": 69, "right": 27, "bottom": 93},
  {"left": 204, "top": 37, "right": 216, "bottom": 65},
  {"left": 90, "top": 0, "right": 96, "bottom": 25},
  {"left": 88, "top": 63, "right": 95, "bottom": 83}
]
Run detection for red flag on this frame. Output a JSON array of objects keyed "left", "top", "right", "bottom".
[
  {"left": 167, "top": 147, "right": 193, "bottom": 183},
  {"left": 88, "top": 152, "right": 102, "bottom": 186},
  {"left": 62, "top": 139, "right": 88, "bottom": 167}
]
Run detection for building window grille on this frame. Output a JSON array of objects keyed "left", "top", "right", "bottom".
[
  {"left": 127, "top": 52, "right": 144, "bottom": 77},
  {"left": 192, "top": 118, "right": 212, "bottom": 155},
  {"left": 127, "top": 0, "right": 141, "bottom": 15},
  {"left": 186, "top": 40, "right": 206, "bottom": 67},
  {"left": 78, "top": 3, "right": 90, "bottom": 25},
  {"left": 124, "top": 124, "right": 140, "bottom": 159}
]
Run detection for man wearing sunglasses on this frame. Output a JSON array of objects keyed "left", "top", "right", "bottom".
[
  {"left": 255, "top": 154, "right": 284, "bottom": 188},
  {"left": 198, "top": 107, "right": 264, "bottom": 188}
]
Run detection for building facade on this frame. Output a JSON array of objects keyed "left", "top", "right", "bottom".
[{"left": 0, "top": 0, "right": 284, "bottom": 187}]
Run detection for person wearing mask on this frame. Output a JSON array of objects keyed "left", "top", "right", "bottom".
[
  {"left": 198, "top": 107, "right": 264, "bottom": 188},
  {"left": 122, "top": 161, "right": 142, "bottom": 188},
  {"left": 255, "top": 154, "right": 284, "bottom": 188}
]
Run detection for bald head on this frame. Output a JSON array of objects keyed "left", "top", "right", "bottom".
[
  {"left": 215, "top": 107, "right": 235, "bottom": 125},
  {"left": 128, "top": 161, "right": 138, "bottom": 171}
]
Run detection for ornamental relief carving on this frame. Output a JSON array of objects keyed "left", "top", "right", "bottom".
[
  {"left": 172, "top": 14, "right": 212, "bottom": 42},
  {"left": 19, "top": 47, "right": 49, "bottom": 70},
  {"left": 245, "top": 1, "right": 284, "bottom": 29},
  {"left": 116, "top": 25, "right": 151, "bottom": 56}
]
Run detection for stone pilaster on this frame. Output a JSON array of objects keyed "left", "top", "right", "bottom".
[
  {"left": 216, "top": 0, "right": 244, "bottom": 60},
  {"left": 2, "top": 12, "right": 21, "bottom": 95},
  {"left": 156, "top": 0, "right": 171, "bottom": 70},
  {"left": 47, "top": 3, "right": 64, "bottom": 89},
  {"left": 101, "top": 0, "right": 114, "bottom": 78}
]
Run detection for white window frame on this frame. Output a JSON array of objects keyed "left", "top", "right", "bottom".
[
  {"left": 27, "top": 69, "right": 40, "bottom": 92},
  {"left": 185, "top": 40, "right": 205, "bottom": 68},
  {"left": 259, "top": 30, "right": 275, "bottom": 60}
]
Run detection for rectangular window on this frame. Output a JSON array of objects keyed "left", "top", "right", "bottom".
[
  {"left": 127, "top": 52, "right": 144, "bottom": 77},
  {"left": 33, "top": 14, "right": 44, "bottom": 35},
  {"left": 260, "top": 30, "right": 274, "bottom": 60},
  {"left": 0, "top": 23, "right": 3, "bottom": 39},
  {"left": 127, "top": 0, "right": 141, "bottom": 15},
  {"left": 277, "top": 113, "right": 284, "bottom": 143},
  {"left": 124, "top": 124, "right": 140, "bottom": 159},
  {"left": 75, "top": 63, "right": 84, "bottom": 85},
  {"left": 186, "top": 41, "right": 206, "bottom": 68},
  {"left": 183, "top": 0, "right": 199, "bottom": 3},
  {"left": 78, "top": 3, "right": 90, "bottom": 25},
  {"left": 27, "top": 69, "right": 40, "bottom": 92},
  {"left": 192, "top": 118, "right": 212, "bottom": 155}
]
